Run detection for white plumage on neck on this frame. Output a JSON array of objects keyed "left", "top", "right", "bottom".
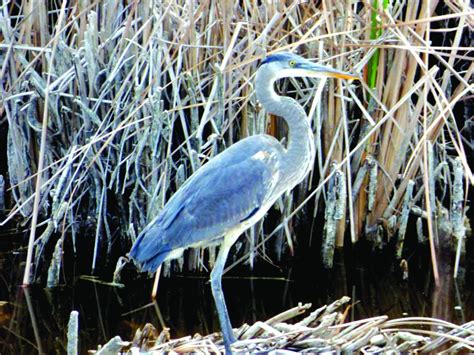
[{"left": 254, "top": 64, "right": 316, "bottom": 193}]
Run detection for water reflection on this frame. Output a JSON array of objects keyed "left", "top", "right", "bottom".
[{"left": 0, "top": 247, "right": 472, "bottom": 354}]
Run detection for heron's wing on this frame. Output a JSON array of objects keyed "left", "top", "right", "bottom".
[{"left": 129, "top": 136, "right": 281, "bottom": 272}]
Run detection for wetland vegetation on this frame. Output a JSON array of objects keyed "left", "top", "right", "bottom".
[{"left": 0, "top": 0, "right": 472, "bottom": 353}]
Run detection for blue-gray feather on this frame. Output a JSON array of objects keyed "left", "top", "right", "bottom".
[
  {"left": 261, "top": 52, "right": 296, "bottom": 64},
  {"left": 129, "top": 135, "right": 281, "bottom": 272}
]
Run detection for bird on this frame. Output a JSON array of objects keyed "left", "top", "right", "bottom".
[{"left": 129, "top": 52, "right": 358, "bottom": 353}]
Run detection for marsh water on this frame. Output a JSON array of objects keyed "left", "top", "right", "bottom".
[{"left": 0, "top": 236, "right": 472, "bottom": 354}]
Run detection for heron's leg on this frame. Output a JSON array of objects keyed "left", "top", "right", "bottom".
[{"left": 210, "top": 233, "right": 240, "bottom": 353}]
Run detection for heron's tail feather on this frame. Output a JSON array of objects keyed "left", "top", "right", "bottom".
[{"left": 129, "top": 225, "right": 171, "bottom": 273}]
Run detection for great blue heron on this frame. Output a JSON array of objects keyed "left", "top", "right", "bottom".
[{"left": 129, "top": 52, "right": 357, "bottom": 353}]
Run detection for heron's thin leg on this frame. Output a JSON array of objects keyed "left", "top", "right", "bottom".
[{"left": 210, "top": 233, "right": 240, "bottom": 353}]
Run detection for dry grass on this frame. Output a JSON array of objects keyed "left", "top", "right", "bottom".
[
  {"left": 0, "top": 1, "right": 472, "bottom": 284},
  {"left": 87, "top": 296, "right": 474, "bottom": 353}
]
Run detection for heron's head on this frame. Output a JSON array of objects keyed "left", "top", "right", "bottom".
[{"left": 261, "top": 52, "right": 359, "bottom": 81}]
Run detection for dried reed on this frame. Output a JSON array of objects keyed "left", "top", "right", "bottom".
[
  {"left": 0, "top": 1, "right": 472, "bottom": 284},
  {"left": 88, "top": 296, "right": 474, "bottom": 353}
]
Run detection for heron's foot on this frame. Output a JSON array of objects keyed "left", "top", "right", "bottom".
[
  {"left": 222, "top": 330, "right": 236, "bottom": 354},
  {"left": 222, "top": 332, "right": 236, "bottom": 344},
  {"left": 224, "top": 343, "right": 233, "bottom": 355}
]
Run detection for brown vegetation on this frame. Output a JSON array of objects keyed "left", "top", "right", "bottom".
[{"left": 0, "top": 1, "right": 472, "bottom": 287}]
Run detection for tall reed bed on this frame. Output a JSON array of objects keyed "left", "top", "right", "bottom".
[{"left": 0, "top": 1, "right": 472, "bottom": 285}]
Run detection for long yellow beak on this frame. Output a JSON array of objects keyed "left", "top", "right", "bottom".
[
  {"left": 276, "top": 62, "right": 360, "bottom": 81},
  {"left": 321, "top": 70, "right": 360, "bottom": 80},
  {"left": 308, "top": 64, "right": 360, "bottom": 81}
]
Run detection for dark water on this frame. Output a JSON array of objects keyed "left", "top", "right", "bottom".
[{"left": 0, "top": 238, "right": 472, "bottom": 354}]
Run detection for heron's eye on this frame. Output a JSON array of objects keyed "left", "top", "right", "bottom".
[{"left": 288, "top": 59, "right": 297, "bottom": 67}]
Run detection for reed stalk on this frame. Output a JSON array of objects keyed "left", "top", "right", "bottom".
[
  {"left": 67, "top": 311, "right": 79, "bottom": 355},
  {"left": 22, "top": 0, "right": 68, "bottom": 286}
]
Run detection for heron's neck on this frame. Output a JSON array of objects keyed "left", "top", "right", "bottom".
[{"left": 255, "top": 71, "right": 315, "bottom": 190}]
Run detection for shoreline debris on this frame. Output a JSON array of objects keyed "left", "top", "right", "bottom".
[{"left": 87, "top": 297, "right": 474, "bottom": 354}]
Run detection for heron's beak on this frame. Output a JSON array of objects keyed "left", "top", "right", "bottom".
[{"left": 299, "top": 63, "right": 360, "bottom": 81}]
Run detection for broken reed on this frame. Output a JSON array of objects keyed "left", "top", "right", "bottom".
[
  {"left": 0, "top": 1, "right": 472, "bottom": 285},
  {"left": 88, "top": 297, "right": 474, "bottom": 353}
]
